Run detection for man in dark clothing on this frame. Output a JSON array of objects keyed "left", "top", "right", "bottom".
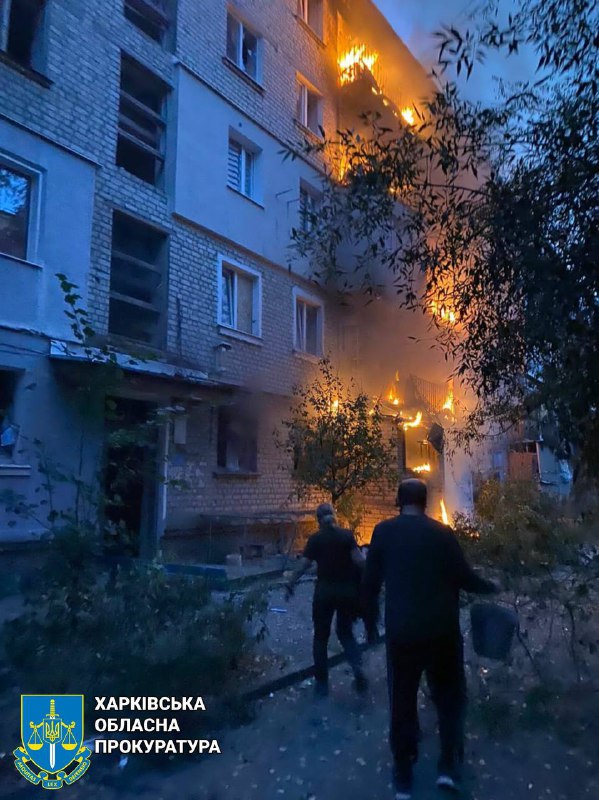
[
  {"left": 363, "top": 479, "right": 498, "bottom": 799},
  {"left": 286, "top": 503, "right": 369, "bottom": 697}
]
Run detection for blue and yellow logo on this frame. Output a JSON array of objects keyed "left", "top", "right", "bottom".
[{"left": 13, "top": 695, "right": 91, "bottom": 789}]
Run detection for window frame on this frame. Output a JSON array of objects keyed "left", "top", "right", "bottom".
[
  {"left": 298, "top": 181, "right": 320, "bottom": 233},
  {"left": 108, "top": 210, "right": 168, "bottom": 348},
  {"left": 0, "top": 0, "right": 48, "bottom": 73},
  {"left": 117, "top": 53, "right": 169, "bottom": 186},
  {"left": 297, "top": 0, "right": 324, "bottom": 39},
  {"left": 0, "top": 152, "right": 42, "bottom": 264},
  {"left": 227, "top": 135, "right": 262, "bottom": 203},
  {"left": 225, "top": 10, "right": 262, "bottom": 84},
  {"left": 216, "top": 404, "right": 259, "bottom": 475},
  {"left": 123, "top": 0, "right": 171, "bottom": 45},
  {"left": 296, "top": 76, "right": 323, "bottom": 136},
  {"left": 217, "top": 255, "right": 262, "bottom": 340},
  {"left": 0, "top": 368, "right": 20, "bottom": 465},
  {"left": 293, "top": 287, "right": 324, "bottom": 358}
]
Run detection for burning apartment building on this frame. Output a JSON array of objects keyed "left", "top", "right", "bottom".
[{"left": 0, "top": 0, "right": 562, "bottom": 566}]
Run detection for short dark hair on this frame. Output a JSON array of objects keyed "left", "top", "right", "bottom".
[{"left": 397, "top": 478, "right": 427, "bottom": 509}]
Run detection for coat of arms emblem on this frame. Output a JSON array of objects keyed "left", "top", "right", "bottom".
[{"left": 14, "top": 695, "right": 91, "bottom": 789}]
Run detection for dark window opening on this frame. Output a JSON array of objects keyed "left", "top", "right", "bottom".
[
  {"left": 0, "top": 370, "right": 18, "bottom": 462},
  {"left": 217, "top": 406, "right": 258, "bottom": 473},
  {"left": 0, "top": 164, "right": 31, "bottom": 259},
  {"left": 4, "top": 0, "right": 46, "bottom": 70},
  {"left": 117, "top": 55, "right": 167, "bottom": 185},
  {"left": 109, "top": 212, "right": 167, "bottom": 346},
  {"left": 124, "top": 0, "right": 171, "bottom": 44}
]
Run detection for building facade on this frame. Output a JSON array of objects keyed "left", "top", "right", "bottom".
[{"left": 1, "top": 0, "right": 451, "bottom": 560}]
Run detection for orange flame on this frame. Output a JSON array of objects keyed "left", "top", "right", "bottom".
[
  {"left": 430, "top": 299, "right": 457, "bottom": 325},
  {"left": 412, "top": 463, "right": 431, "bottom": 473},
  {"left": 440, "top": 499, "right": 449, "bottom": 526},
  {"left": 338, "top": 45, "right": 378, "bottom": 86},
  {"left": 403, "top": 411, "right": 422, "bottom": 430},
  {"left": 442, "top": 381, "right": 454, "bottom": 414},
  {"left": 401, "top": 107, "right": 416, "bottom": 126}
]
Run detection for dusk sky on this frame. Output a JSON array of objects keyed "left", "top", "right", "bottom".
[{"left": 373, "top": 0, "right": 537, "bottom": 104}]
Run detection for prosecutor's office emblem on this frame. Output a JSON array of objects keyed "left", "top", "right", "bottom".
[{"left": 14, "top": 695, "right": 91, "bottom": 789}]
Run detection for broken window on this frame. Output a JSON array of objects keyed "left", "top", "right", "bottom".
[
  {"left": 219, "top": 260, "right": 261, "bottom": 337},
  {"left": 217, "top": 405, "right": 258, "bottom": 473},
  {"left": 117, "top": 55, "right": 168, "bottom": 185},
  {"left": 227, "top": 138, "right": 256, "bottom": 198},
  {"left": 226, "top": 12, "right": 260, "bottom": 81},
  {"left": 295, "top": 294, "right": 323, "bottom": 356},
  {"left": 296, "top": 78, "right": 322, "bottom": 135},
  {"left": 109, "top": 212, "right": 167, "bottom": 346},
  {"left": 0, "top": 370, "right": 18, "bottom": 462},
  {"left": 0, "top": 163, "right": 31, "bottom": 259},
  {"left": 297, "top": 0, "right": 323, "bottom": 38},
  {"left": 124, "top": 0, "right": 171, "bottom": 44},
  {"left": 1, "top": 0, "right": 46, "bottom": 71}
]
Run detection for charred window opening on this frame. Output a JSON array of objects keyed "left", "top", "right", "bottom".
[
  {"left": 117, "top": 55, "right": 168, "bottom": 185},
  {"left": 124, "top": 0, "right": 171, "bottom": 44},
  {"left": 109, "top": 212, "right": 167, "bottom": 346},
  {"left": 1, "top": 0, "right": 46, "bottom": 71},
  {"left": 217, "top": 405, "right": 258, "bottom": 473},
  {"left": 0, "top": 370, "right": 18, "bottom": 462},
  {"left": 0, "top": 163, "right": 31, "bottom": 259}
]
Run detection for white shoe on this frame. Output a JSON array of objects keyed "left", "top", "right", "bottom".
[{"left": 436, "top": 773, "right": 459, "bottom": 792}]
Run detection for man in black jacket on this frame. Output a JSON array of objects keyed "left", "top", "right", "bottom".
[
  {"left": 286, "top": 503, "right": 369, "bottom": 697},
  {"left": 363, "top": 479, "right": 498, "bottom": 799}
]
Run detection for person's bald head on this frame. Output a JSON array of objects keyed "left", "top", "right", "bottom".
[{"left": 397, "top": 479, "right": 427, "bottom": 512}]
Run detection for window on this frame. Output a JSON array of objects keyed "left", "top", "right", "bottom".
[
  {"left": 124, "top": 0, "right": 171, "bottom": 44},
  {"left": 219, "top": 259, "right": 261, "bottom": 337},
  {"left": 299, "top": 184, "right": 319, "bottom": 233},
  {"left": 0, "top": 370, "right": 18, "bottom": 463},
  {"left": 226, "top": 12, "right": 260, "bottom": 81},
  {"left": 0, "top": 163, "right": 31, "bottom": 259},
  {"left": 296, "top": 79, "right": 322, "bottom": 135},
  {"left": 0, "top": 0, "right": 46, "bottom": 71},
  {"left": 294, "top": 290, "right": 323, "bottom": 356},
  {"left": 227, "top": 138, "right": 256, "bottom": 199},
  {"left": 117, "top": 55, "right": 168, "bottom": 185},
  {"left": 217, "top": 405, "right": 258, "bottom": 473},
  {"left": 109, "top": 212, "right": 167, "bottom": 346},
  {"left": 297, "top": 0, "right": 323, "bottom": 38}
]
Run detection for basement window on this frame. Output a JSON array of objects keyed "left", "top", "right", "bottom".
[
  {"left": 217, "top": 405, "right": 258, "bottom": 473},
  {"left": 226, "top": 12, "right": 261, "bottom": 82},
  {"left": 296, "top": 78, "right": 322, "bottom": 136},
  {"left": 294, "top": 289, "right": 323, "bottom": 356},
  {"left": 0, "top": 370, "right": 18, "bottom": 462},
  {"left": 109, "top": 212, "right": 167, "bottom": 346},
  {"left": 124, "top": 0, "right": 171, "bottom": 44},
  {"left": 297, "top": 0, "right": 323, "bottom": 39},
  {"left": 0, "top": 0, "right": 47, "bottom": 72},
  {"left": 219, "top": 258, "right": 262, "bottom": 338},
  {"left": 117, "top": 55, "right": 168, "bottom": 185}
]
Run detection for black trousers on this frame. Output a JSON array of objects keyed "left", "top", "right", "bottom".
[
  {"left": 312, "top": 581, "right": 362, "bottom": 684},
  {"left": 386, "top": 634, "right": 466, "bottom": 775}
]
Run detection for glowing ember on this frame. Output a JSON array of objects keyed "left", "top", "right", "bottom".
[
  {"left": 412, "top": 463, "right": 431, "bottom": 473},
  {"left": 338, "top": 45, "right": 379, "bottom": 86},
  {"left": 440, "top": 499, "right": 449, "bottom": 525},
  {"left": 401, "top": 107, "right": 415, "bottom": 126},
  {"left": 330, "top": 399, "right": 340, "bottom": 414},
  {"left": 403, "top": 411, "right": 422, "bottom": 430}
]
